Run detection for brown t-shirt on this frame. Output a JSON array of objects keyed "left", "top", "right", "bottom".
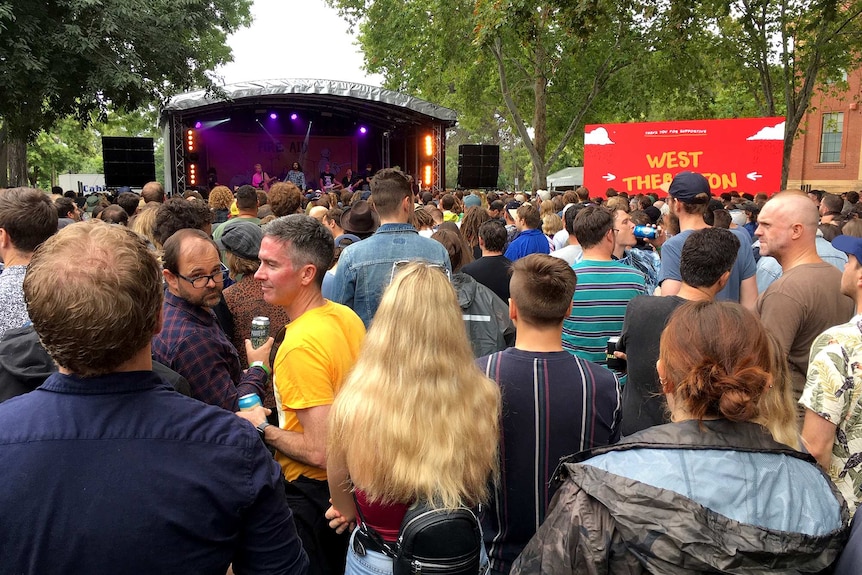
[{"left": 756, "top": 262, "right": 854, "bottom": 401}]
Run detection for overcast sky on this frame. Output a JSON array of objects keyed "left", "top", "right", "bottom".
[{"left": 217, "top": 0, "right": 383, "bottom": 86}]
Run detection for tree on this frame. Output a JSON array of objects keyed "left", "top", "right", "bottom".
[
  {"left": 0, "top": 0, "right": 251, "bottom": 186},
  {"left": 27, "top": 107, "right": 163, "bottom": 191},
  {"left": 329, "top": 0, "right": 720, "bottom": 190},
  {"left": 704, "top": 0, "right": 862, "bottom": 187}
]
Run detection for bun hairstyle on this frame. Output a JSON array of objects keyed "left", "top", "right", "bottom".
[{"left": 660, "top": 301, "right": 772, "bottom": 423}]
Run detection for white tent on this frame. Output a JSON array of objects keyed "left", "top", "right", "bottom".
[{"left": 547, "top": 167, "right": 583, "bottom": 190}]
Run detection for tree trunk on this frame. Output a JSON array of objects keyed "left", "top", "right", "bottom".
[
  {"left": 7, "top": 137, "right": 27, "bottom": 187},
  {"left": 0, "top": 124, "right": 7, "bottom": 188}
]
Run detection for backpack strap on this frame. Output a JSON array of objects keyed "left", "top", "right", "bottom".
[{"left": 352, "top": 491, "right": 399, "bottom": 559}]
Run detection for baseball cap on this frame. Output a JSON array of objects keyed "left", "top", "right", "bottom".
[
  {"left": 832, "top": 235, "right": 862, "bottom": 263},
  {"left": 215, "top": 220, "right": 263, "bottom": 261},
  {"left": 668, "top": 171, "right": 711, "bottom": 203},
  {"left": 505, "top": 200, "right": 522, "bottom": 222},
  {"left": 463, "top": 194, "right": 482, "bottom": 208},
  {"left": 536, "top": 189, "right": 551, "bottom": 201}
]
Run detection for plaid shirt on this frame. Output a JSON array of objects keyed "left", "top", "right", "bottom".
[{"left": 152, "top": 289, "right": 266, "bottom": 411}]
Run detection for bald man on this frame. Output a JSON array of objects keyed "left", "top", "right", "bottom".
[{"left": 755, "top": 191, "right": 854, "bottom": 408}]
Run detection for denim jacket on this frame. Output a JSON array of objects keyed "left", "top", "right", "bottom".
[{"left": 331, "top": 223, "right": 451, "bottom": 327}]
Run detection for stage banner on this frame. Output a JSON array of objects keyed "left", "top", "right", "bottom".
[
  {"left": 201, "top": 131, "right": 358, "bottom": 190},
  {"left": 583, "top": 117, "right": 785, "bottom": 197}
]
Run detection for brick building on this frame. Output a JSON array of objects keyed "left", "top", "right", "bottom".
[{"left": 787, "top": 69, "right": 862, "bottom": 193}]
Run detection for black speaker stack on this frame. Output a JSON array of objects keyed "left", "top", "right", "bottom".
[
  {"left": 102, "top": 137, "right": 156, "bottom": 188},
  {"left": 457, "top": 144, "right": 500, "bottom": 189}
]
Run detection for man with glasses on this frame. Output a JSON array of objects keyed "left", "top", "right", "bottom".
[{"left": 152, "top": 228, "right": 273, "bottom": 411}]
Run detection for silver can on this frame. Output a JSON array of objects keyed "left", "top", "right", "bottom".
[{"left": 250, "top": 316, "right": 270, "bottom": 349}]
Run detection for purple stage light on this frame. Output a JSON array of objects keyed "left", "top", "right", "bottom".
[
  {"left": 359, "top": 126, "right": 367, "bottom": 134},
  {"left": 269, "top": 112, "right": 278, "bottom": 120},
  {"left": 194, "top": 121, "right": 202, "bottom": 129},
  {"left": 290, "top": 113, "right": 298, "bottom": 120}
]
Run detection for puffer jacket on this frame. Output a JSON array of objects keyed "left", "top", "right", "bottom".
[
  {"left": 512, "top": 419, "right": 849, "bottom": 574},
  {"left": 451, "top": 272, "right": 515, "bottom": 358}
]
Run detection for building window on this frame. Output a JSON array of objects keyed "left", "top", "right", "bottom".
[{"left": 820, "top": 112, "right": 844, "bottom": 163}]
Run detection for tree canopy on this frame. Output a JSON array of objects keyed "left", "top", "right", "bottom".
[
  {"left": 329, "top": 0, "right": 862, "bottom": 190},
  {"left": 0, "top": 0, "right": 251, "bottom": 185}
]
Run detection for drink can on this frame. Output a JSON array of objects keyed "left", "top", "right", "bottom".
[
  {"left": 238, "top": 393, "right": 262, "bottom": 411},
  {"left": 251, "top": 316, "right": 270, "bottom": 349},
  {"left": 634, "top": 225, "right": 658, "bottom": 239}
]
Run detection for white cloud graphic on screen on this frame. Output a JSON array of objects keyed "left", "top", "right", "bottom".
[
  {"left": 746, "top": 122, "right": 785, "bottom": 141},
  {"left": 584, "top": 127, "right": 614, "bottom": 145}
]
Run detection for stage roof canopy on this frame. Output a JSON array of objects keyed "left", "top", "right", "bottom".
[{"left": 161, "top": 78, "right": 457, "bottom": 131}]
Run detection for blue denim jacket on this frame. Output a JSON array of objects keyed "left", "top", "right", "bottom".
[{"left": 331, "top": 223, "right": 452, "bottom": 327}]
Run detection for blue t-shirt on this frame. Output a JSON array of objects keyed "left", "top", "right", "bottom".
[{"left": 658, "top": 227, "right": 756, "bottom": 302}]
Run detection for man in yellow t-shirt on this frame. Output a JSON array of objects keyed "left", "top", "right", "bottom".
[{"left": 238, "top": 214, "right": 365, "bottom": 575}]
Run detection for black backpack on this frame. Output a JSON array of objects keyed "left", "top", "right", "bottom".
[
  {"left": 356, "top": 499, "right": 485, "bottom": 575},
  {"left": 394, "top": 501, "right": 483, "bottom": 575}
]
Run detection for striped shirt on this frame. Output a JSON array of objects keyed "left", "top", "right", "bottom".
[
  {"left": 477, "top": 348, "right": 621, "bottom": 575},
  {"left": 562, "top": 259, "right": 647, "bottom": 364}
]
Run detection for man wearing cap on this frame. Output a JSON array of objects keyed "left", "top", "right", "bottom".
[
  {"left": 503, "top": 200, "right": 521, "bottom": 245},
  {"left": 84, "top": 193, "right": 102, "bottom": 215},
  {"left": 332, "top": 168, "right": 451, "bottom": 328},
  {"left": 756, "top": 192, "right": 853, "bottom": 407},
  {"left": 801, "top": 233, "right": 862, "bottom": 516},
  {"left": 550, "top": 204, "right": 585, "bottom": 265},
  {"left": 152, "top": 228, "right": 274, "bottom": 411},
  {"left": 504, "top": 204, "right": 550, "bottom": 261},
  {"left": 657, "top": 171, "right": 757, "bottom": 309},
  {"left": 463, "top": 192, "right": 483, "bottom": 209}
]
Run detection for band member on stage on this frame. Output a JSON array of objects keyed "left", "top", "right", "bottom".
[
  {"left": 341, "top": 168, "right": 357, "bottom": 191},
  {"left": 286, "top": 162, "right": 306, "bottom": 191},
  {"left": 252, "top": 163, "right": 276, "bottom": 191},
  {"left": 319, "top": 164, "right": 342, "bottom": 192}
]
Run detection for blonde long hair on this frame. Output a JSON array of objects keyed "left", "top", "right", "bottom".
[
  {"left": 329, "top": 263, "right": 500, "bottom": 509},
  {"left": 756, "top": 331, "right": 801, "bottom": 449}
]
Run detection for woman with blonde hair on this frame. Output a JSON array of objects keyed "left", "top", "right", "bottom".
[
  {"left": 129, "top": 203, "right": 161, "bottom": 250},
  {"left": 208, "top": 185, "right": 233, "bottom": 225},
  {"left": 326, "top": 262, "right": 501, "bottom": 575},
  {"left": 756, "top": 331, "right": 802, "bottom": 449},
  {"left": 514, "top": 300, "right": 847, "bottom": 574}
]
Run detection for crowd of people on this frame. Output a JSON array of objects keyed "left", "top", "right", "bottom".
[{"left": 0, "top": 168, "right": 861, "bottom": 574}]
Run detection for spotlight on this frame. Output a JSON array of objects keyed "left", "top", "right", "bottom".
[
  {"left": 359, "top": 126, "right": 367, "bottom": 134},
  {"left": 290, "top": 113, "right": 298, "bottom": 120},
  {"left": 269, "top": 113, "right": 278, "bottom": 120},
  {"left": 194, "top": 121, "right": 202, "bottom": 129}
]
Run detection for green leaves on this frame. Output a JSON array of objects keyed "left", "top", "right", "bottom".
[{"left": 0, "top": 0, "right": 251, "bottom": 141}]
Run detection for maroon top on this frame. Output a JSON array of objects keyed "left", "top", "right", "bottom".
[{"left": 356, "top": 490, "right": 410, "bottom": 542}]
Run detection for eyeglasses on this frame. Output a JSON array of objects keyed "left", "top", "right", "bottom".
[
  {"left": 178, "top": 263, "right": 228, "bottom": 288},
  {"left": 389, "top": 259, "right": 451, "bottom": 284}
]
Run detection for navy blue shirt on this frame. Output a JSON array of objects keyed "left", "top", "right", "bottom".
[{"left": 0, "top": 371, "right": 308, "bottom": 574}]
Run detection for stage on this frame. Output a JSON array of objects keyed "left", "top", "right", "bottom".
[{"left": 160, "top": 79, "right": 457, "bottom": 195}]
